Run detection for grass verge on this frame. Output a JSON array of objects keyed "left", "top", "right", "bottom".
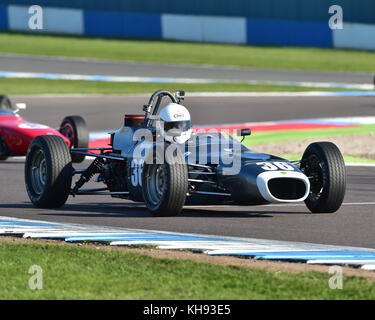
[
  {"left": 243, "top": 125, "right": 375, "bottom": 146},
  {"left": 0, "top": 241, "right": 374, "bottom": 299},
  {"left": 0, "top": 78, "right": 363, "bottom": 95},
  {"left": 1, "top": 32, "right": 375, "bottom": 72}
]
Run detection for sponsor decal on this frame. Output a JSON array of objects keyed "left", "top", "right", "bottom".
[{"left": 173, "top": 113, "right": 184, "bottom": 119}]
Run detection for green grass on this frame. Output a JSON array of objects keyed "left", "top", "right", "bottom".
[
  {"left": 0, "top": 241, "right": 374, "bottom": 299},
  {"left": 277, "top": 154, "right": 375, "bottom": 164},
  {"left": 2, "top": 32, "right": 375, "bottom": 72},
  {"left": 0, "top": 78, "right": 361, "bottom": 95},
  {"left": 243, "top": 125, "right": 375, "bottom": 146}
]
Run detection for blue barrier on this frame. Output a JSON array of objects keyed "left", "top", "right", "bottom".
[
  {"left": 122, "top": 12, "right": 161, "bottom": 39},
  {"left": 1, "top": 3, "right": 374, "bottom": 50},
  {"left": 84, "top": 11, "right": 123, "bottom": 37},
  {"left": 1, "top": 0, "right": 375, "bottom": 24},
  {"left": 0, "top": 5, "right": 7, "bottom": 30},
  {"left": 84, "top": 11, "right": 161, "bottom": 39},
  {"left": 247, "top": 18, "right": 333, "bottom": 48}
]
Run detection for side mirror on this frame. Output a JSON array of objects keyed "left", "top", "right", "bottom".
[
  {"left": 237, "top": 128, "right": 251, "bottom": 143},
  {"left": 175, "top": 91, "right": 185, "bottom": 103},
  {"left": 237, "top": 128, "right": 251, "bottom": 137},
  {"left": 14, "top": 103, "right": 27, "bottom": 113}
]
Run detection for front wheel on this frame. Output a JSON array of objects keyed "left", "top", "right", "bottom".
[
  {"left": 25, "top": 135, "right": 73, "bottom": 208},
  {"left": 142, "top": 144, "right": 188, "bottom": 217},
  {"left": 0, "top": 134, "right": 9, "bottom": 161},
  {"left": 59, "top": 115, "right": 89, "bottom": 163},
  {"left": 301, "top": 142, "right": 346, "bottom": 213}
]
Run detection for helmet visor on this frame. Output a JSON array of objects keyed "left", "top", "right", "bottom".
[{"left": 164, "top": 120, "right": 191, "bottom": 133}]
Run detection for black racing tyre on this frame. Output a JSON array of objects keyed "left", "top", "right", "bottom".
[
  {"left": 0, "top": 95, "right": 12, "bottom": 110},
  {"left": 0, "top": 134, "right": 9, "bottom": 161},
  {"left": 59, "top": 115, "right": 89, "bottom": 163},
  {"left": 142, "top": 144, "right": 188, "bottom": 217},
  {"left": 301, "top": 142, "right": 346, "bottom": 213},
  {"left": 25, "top": 135, "right": 73, "bottom": 208}
]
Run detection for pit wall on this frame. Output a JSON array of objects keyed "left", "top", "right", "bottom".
[{"left": 0, "top": 1, "right": 374, "bottom": 50}]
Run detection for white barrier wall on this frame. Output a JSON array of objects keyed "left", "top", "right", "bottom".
[
  {"left": 7, "top": 5, "right": 29, "bottom": 31},
  {"left": 161, "top": 14, "right": 247, "bottom": 44},
  {"left": 7, "top": 5, "right": 83, "bottom": 34},
  {"left": 333, "top": 22, "right": 375, "bottom": 51},
  {"left": 43, "top": 7, "right": 83, "bottom": 34},
  {"left": 162, "top": 14, "right": 202, "bottom": 42}
]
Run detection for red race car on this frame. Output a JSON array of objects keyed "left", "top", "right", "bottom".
[{"left": 0, "top": 95, "right": 89, "bottom": 163}]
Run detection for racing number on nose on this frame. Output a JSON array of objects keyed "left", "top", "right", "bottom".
[
  {"left": 131, "top": 160, "right": 144, "bottom": 186},
  {"left": 256, "top": 161, "right": 294, "bottom": 171}
]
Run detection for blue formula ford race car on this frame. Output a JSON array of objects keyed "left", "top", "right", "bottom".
[{"left": 24, "top": 90, "right": 346, "bottom": 216}]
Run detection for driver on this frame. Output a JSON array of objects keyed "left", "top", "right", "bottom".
[{"left": 157, "top": 103, "right": 192, "bottom": 144}]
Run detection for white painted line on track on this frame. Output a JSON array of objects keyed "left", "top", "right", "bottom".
[
  {"left": 1, "top": 70, "right": 374, "bottom": 92},
  {"left": 341, "top": 202, "right": 375, "bottom": 206},
  {"left": 186, "top": 202, "right": 375, "bottom": 209},
  {"left": 12, "top": 93, "right": 148, "bottom": 99},
  {"left": 187, "top": 92, "right": 349, "bottom": 97},
  {"left": 345, "top": 163, "right": 375, "bottom": 167},
  {"left": 189, "top": 91, "right": 375, "bottom": 97},
  {"left": 269, "top": 202, "right": 375, "bottom": 207}
]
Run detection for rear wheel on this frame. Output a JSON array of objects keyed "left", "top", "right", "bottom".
[
  {"left": 59, "top": 116, "right": 89, "bottom": 163},
  {"left": 0, "top": 95, "right": 12, "bottom": 110},
  {"left": 301, "top": 142, "right": 346, "bottom": 213},
  {"left": 142, "top": 144, "right": 188, "bottom": 216},
  {"left": 25, "top": 135, "right": 73, "bottom": 208}
]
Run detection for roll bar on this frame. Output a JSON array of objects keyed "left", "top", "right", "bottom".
[{"left": 142, "top": 90, "right": 185, "bottom": 127}]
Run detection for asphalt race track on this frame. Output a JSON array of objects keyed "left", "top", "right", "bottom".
[
  {"left": 1, "top": 53, "right": 374, "bottom": 84},
  {"left": 8, "top": 94, "right": 375, "bottom": 131},
  {"left": 0, "top": 94, "right": 374, "bottom": 249}
]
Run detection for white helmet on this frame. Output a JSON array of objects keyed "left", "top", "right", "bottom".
[{"left": 158, "top": 103, "right": 192, "bottom": 144}]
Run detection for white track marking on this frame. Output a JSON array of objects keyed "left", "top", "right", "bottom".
[
  {"left": 264, "top": 202, "right": 375, "bottom": 207},
  {"left": 341, "top": 202, "right": 375, "bottom": 205},
  {"left": 1, "top": 70, "right": 374, "bottom": 92},
  {"left": 186, "top": 202, "right": 375, "bottom": 209},
  {"left": 188, "top": 92, "right": 341, "bottom": 97},
  {"left": 345, "top": 163, "right": 375, "bottom": 167}
]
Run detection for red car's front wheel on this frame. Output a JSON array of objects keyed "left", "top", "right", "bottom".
[
  {"left": 0, "top": 134, "right": 9, "bottom": 161},
  {"left": 59, "top": 115, "right": 89, "bottom": 163}
]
